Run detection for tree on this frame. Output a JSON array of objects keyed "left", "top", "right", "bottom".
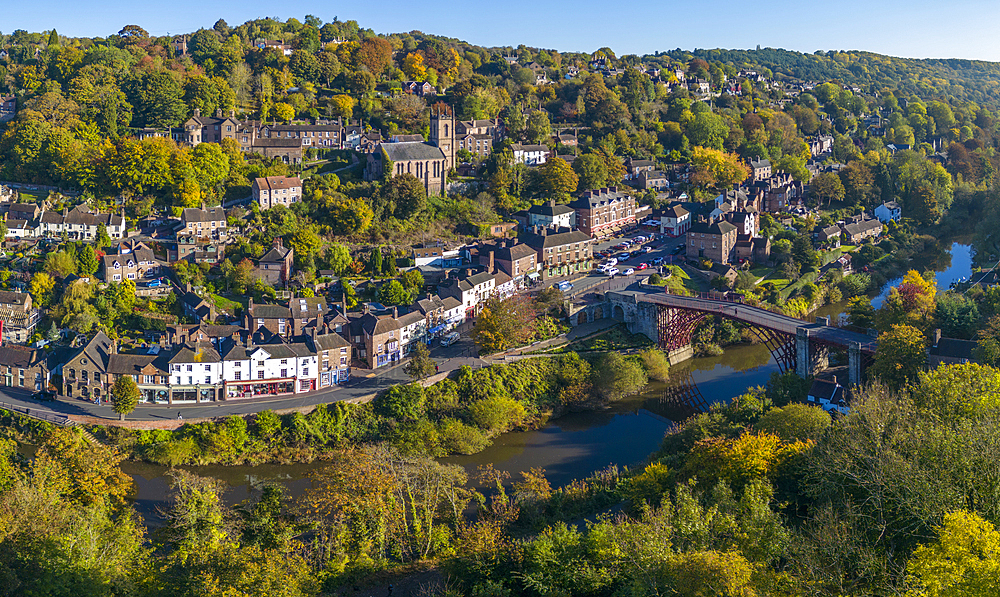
[
  {"left": 111, "top": 375, "right": 139, "bottom": 421},
  {"left": 76, "top": 245, "right": 98, "bottom": 276},
  {"left": 572, "top": 153, "right": 608, "bottom": 191},
  {"left": 29, "top": 272, "right": 55, "bottom": 308},
  {"left": 355, "top": 37, "right": 393, "bottom": 76},
  {"left": 590, "top": 351, "right": 647, "bottom": 401},
  {"left": 905, "top": 510, "right": 1000, "bottom": 597},
  {"left": 872, "top": 324, "right": 926, "bottom": 388},
  {"left": 94, "top": 223, "right": 112, "bottom": 250},
  {"left": 401, "top": 269, "right": 424, "bottom": 294},
  {"left": 326, "top": 243, "right": 352, "bottom": 275},
  {"left": 690, "top": 146, "right": 750, "bottom": 189},
  {"left": 378, "top": 279, "right": 410, "bottom": 306},
  {"left": 757, "top": 404, "right": 831, "bottom": 441},
  {"left": 379, "top": 174, "right": 427, "bottom": 218},
  {"left": 536, "top": 157, "right": 579, "bottom": 200},
  {"left": 404, "top": 343, "right": 436, "bottom": 381},
  {"left": 473, "top": 294, "right": 537, "bottom": 353},
  {"left": 367, "top": 248, "right": 383, "bottom": 275},
  {"left": 373, "top": 383, "right": 425, "bottom": 422},
  {"left": 811, "top": 171, "right": 845, "bottom": 206},
  {"left": 45, "top": 251, "right": 76, "bottom": 277},
  {"left": 273, "top": 102, "right": 295, "bottom": 122}
]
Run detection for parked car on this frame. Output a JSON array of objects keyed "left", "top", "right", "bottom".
[
  {"left": 606, "top": 267, "right": 621, "bottom": 276},
  {"left": 624, "top": 268, "right": 635, "bottom": 275},
  {"left": 147, "top": 278, "right": 165, "bottom": 287},
  {"left": 440, "top": 331, "right": 461, "bottom": 346},
  {"left": 603, "top": 258, "right": 618, "bottom": 267},
  {"left": 637, "top": 263, "right": 649, "bottom": 270},
  {"left": 32, "top": 390, "right": 55, "bottom": 402},
  {"left": 556, "top": 281, "right": 574, "bottom": 292},
  {"left": 672, "top": 245, "right": 685, "bottom": 255},
  {"left": 651, "top": 257, "right": 664, "bottom": 265},
  {"left": 617, "top": 252, "right": 631, "bottom": 261}
]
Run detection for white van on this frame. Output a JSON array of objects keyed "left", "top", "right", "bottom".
[{"left": 440, "top": 331, "right": 461, "bottom": 346}]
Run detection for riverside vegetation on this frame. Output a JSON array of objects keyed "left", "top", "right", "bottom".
[{"left": 3, "top": 362, "right": 1000, "bottom": 595}]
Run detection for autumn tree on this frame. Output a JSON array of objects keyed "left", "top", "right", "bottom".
[
  {"left": 473, "top": 294, "right": 537, "bottom": 353},
  {"left": 811, "top": 171, "right": 846, "bottom": 206},
  {"left": 690, "top": 146, "right": 750, "bottom": 189},
  {"left": 535, "top": 157, "right": 579, "bottom": 201}
]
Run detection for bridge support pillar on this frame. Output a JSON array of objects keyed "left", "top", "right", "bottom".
[
  {"left": 848, "top": 341, "right": 863, "bottom": 386},
  {"left": 666, "top": 345, "right": 694, "bottom": 365},
  {"left": 795, "top": 328, "right": 828, "bottom": 378}
]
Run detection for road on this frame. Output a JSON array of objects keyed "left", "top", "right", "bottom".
[
  {"left": 538, "top": 230, "right": 688, "bottom": 298},
  {"left": 0, "top": 335, "right": 485, "bottom": 422}
]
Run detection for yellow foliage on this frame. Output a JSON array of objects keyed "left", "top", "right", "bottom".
[
  {"left": 906, "top": 510, "right": 1000, "bottom": 596},
  {"left": 683, "top": 432, "right": 811, "bottom": 488}
]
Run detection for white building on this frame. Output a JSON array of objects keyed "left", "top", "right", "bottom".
[
  {"left": 874, "top": 201, "right": 902, "bottom": 223},
  {"left": 252, "top": 176, "right": 303, "bottom": 210},
  {"left": 528, "top": 200, "right": 575, "bottom": 229},
  {"left": 511, "top": 144, "right": 549, "bottom": 166},
  {"left": 168, "top": 342, "right": 223, "bottom": 402},
  {"left": 658, "top": 204, "right": 691, "bottom": 236}
]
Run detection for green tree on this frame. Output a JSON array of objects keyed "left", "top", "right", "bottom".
[
  {"left": 572, "top": 153, "right": 608, "bottom": 191},
  {"left": 872, "top": 324, "right": 927, "bottom": 388},
  {"left": 29, "top": 272, "right": 56, "bottom": 308},
  {"left": 326, "top": 243, "right": 352, "bottom": 275},
  {"left": 367, "top": 248, "right": 383, "bottom": 275},
  {"left": 757, "top": 403, "right": 831, "bottom": 441},
  {"left": 401, "top": 269, "right": 424, "bottom": 294},
  {"left": 373, "top": 383, "right": 425, "bottom": 422},
  {"left": 811, "top": 171, "right": 846, "bottom": 206},
  {"left": 379, "top": 173, "right": 427, "bottom": 218},
  {"left": 377, "top": 279, "right": 410, "bottom": 306},
  {"left": 111, "top": 375, "right": 139, "bottom": 421},
  {"left": 95, "top": 223, "right": 112, "bottom": 251},
  {"left": 590, "top": 351, "right": 647, "bottom": 401},
  {"left": 404, "top": 343, "right": 436, "bottom": 381},
  {"left": 76, "top": 244, "right": 99, "bottom": 276},
  {"left": 273, "top": 102, "right": 295, "bottom": 122},
  {"left": 45, "top": 251, "right": 77, "bottom": 277}
]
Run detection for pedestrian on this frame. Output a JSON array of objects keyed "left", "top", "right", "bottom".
[
  {"left": 177, "top": 412, "right": 183, "bottom": 420},
  {"left": 435, "top": 364, "right": 439, "bottom": 373}
]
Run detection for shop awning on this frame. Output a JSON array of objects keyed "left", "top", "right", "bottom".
[
  {"left": 428, "top": 324, "right": 446, "bottom": 334},
  {"left": 527, "top": 272, "right": 541, "bottom": 280}
]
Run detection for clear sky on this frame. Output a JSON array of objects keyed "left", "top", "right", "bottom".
[{"left": 5, "top": 0, "right": 1000, "bottom": 62}]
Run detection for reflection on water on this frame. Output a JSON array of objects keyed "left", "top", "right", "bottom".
[{"left": 872, "top": 242, "right": 974, "bottom": 308}]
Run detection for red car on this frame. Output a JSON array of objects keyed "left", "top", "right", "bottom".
[{"left": 637, "top": 263, "right": 649, "bottom": 270}]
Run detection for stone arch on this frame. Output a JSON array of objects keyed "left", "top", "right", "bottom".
[
  {"left": 593, "top": 305, "right": 604, "bottom": 320},
  {"left": 613, "top": 305, "right": 625, "bottom": 321},
  {"left": 577, "top": 311, "right": 589, "bottom": 325}
]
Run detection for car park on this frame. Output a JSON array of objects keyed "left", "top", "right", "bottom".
[
  {"left": 624, "top": 268, "right": 635, "bottom": 275},
  {"left": 617, "top": 252, "right": 631, "bottom": 261}
]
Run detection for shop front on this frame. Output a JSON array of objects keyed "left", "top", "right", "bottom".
[
  {"left": 225, "top": 379, "right": 295, "bottom": 400},
  {"left": 139, "top": 386, "right": 170, "bottom": 404},
  {"left": 171, "top": 386, "right": 218, "bottom": 403}
]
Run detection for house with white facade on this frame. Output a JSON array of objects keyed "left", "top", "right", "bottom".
[
  {"left": 874, "top": 201, "right": 902, "bottom": 223},
  {"left": 511, "top": 144, "right": 549, "bottom": 166},
  {"left": 658, "top": 204, "right": 691, "bottom": 236},
  {"left": 527, "top": 200, "right": 575, "bottom": 229},
  {"left": 167, "top": 342, "right": 223, "bottom": 402},
  {"left": 253, "top": 176, "right": 303, "bottom": 210}
]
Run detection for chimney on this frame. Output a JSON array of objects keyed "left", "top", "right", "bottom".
[
  {"left": 193, "top": 108, "right": 201, "bottom": 118},
  {"left": 274, "top": 237, "right": 283, "bottom": 248},
  {"left": 548, "top": 199, "right": 556, "bottom": 207},
  {"left": 393, "top": 306, "right": 398, "bottom": 319},
  {"left": 487, "top": 250, "right": 495, "bottom": 274},
  {"left": 215, "top": 108, "right": 223, "bottom": 118},
  {"left": 933, "top": 328, "right": 942, "bottom": 347},
  {"left": 230, "top": 109, "right": 236, "bottom": 118}
]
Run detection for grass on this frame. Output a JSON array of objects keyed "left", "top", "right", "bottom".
[
  {"left": 749, "top": 265, "right": 773, "bottom": 281},
  {"left": 558, "top": 324, "right": 654, "bottom": 353},
  {"left": 17, "top": 190, "right": 47, "bottom": 203},
  {"left": 209, "top": 294, "right": 245, "bottom": 314},
  {"left": 780, "top": 271, "right": 819, "bottom": 300}
]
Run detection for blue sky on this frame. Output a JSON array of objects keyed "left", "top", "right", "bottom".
[{"left": 6, "top": 0, "right": 1000, "bottom": 61}]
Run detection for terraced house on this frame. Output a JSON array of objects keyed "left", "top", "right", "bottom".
[
  {"left": 523, "top": 226, "right": 593, "bottom": 280},
  {"left": 569, "top": 188, "right": 636, "bottom": 237},
  {"left": 253, "top": 176, "right": 303, "bottom": 210}
]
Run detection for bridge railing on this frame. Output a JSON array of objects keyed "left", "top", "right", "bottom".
[{"left": 0, "top": 401, "right": 75, "bottom": 426}]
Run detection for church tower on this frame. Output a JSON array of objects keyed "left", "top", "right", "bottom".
[{"left": 428, "top": 103, "right": 455, "bottom": 171}]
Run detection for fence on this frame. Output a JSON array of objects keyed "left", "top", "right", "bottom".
[{"left": 0, "top": 400, "right": 75, "bottom": 426}]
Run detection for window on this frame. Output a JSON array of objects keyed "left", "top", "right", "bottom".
[
  {"left": 302, "top": 367, "right": 309, "bottom": 376},
  {"left": 280, "top": 368, "right": 288, "bottom": 378},
  {"left": 280, "top": 359, "right": 287, "bottom": 365},
  {"left": 257, "top": 371, "right": 264, "bottom": 380},
  {"left": 234, "top": 371, "right": 242, "bottom": 381},
  {"left": 144, "top": 375, "right": 154, "bottom": 384},
  {"left": 204, "top": 365, "right": 211, "bottom": 371},
  {"left": 175, "top": 377, "right": 181, "bottom": 384},
  {"left": 188, "top": 376, "right": 193, "bottom": 384},
  {"left": 205, "top": 376, "right": 211, "bottom": 384}
]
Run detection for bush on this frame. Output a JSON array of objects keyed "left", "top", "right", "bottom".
[
  {"left": 373, "top": 383, "right": 426, "bottom": 422},
  {"left": 590, "top": 352, "right": 648, "bottom": 401},
  {"left": 467, "top": 395, "right": 527, "bottom": 432},
  {"left": 640, "top": 349, "right": 671, "bottom": 382},
  {"left": 438, "top": 418, "right": 491, "bottom": 454},
  {"left": 757, "top": 404, "right": 832, "bottom": 442}
]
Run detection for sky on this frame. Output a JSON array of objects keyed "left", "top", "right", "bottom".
[{"left": 5, "top": 0, "right": 1000, "bottom": 62}]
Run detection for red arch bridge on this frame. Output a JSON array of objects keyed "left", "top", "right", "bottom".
[{"left": 637, "top": 292, "right": 877, "bottom": 385}]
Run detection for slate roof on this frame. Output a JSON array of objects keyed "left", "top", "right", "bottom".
[
  {"left": 0, "top": 346, "right": 43, "bottom": 368},
  {"left": 842, "top": 218, "right": 882, "bottom": 237},
  {"left": 107, "top": 353, "right": 165, "bottom": 375},
  {"left": 182, "top": 207, "right": 226, "bottom": 223},
  {"left": 396, "top": 311, "right": 425, "bottom": 328},
  {"left": 71, "top": 331, "right": 114, "bottom": 372},
  {"left": 168, "top": 342, "right": 221, "bottom": 364},
  {"left": 689, "top": 220, "right": 738, "bottom": 236},
  {"left": 808, "top": 379, "right": 843, "bottom": 402},
  {"left": 497, "top": 243, "right": 537, "bottom": 261},
  {"left": 290, "top": 297, "right": 327, "bottom": 319},
  {"left": 260, "top": 245, "right": 292, "bottom": 262},
  {"left": 662, "top": 204, "right": 689, "bottom": 218},
  {"left": 528, "top": 202, "right": 575, "bottom": 217},
  {"left": 253, "top": 176, "right": 302, "bottom": 191},
  {"left": 467, "top": 271, "right": 495, "bottom": 287},
  {"left": 523, "top": 228, "right": 591, "bottom": 250},
  {"left": 250, "top": 303, "right": 291, "bottom": 319},
  {"left": 569, "top": 188, "right": 630, "bottom": 210},
  {"left": 313, "top": 331, "right": 351, "bottom": 351},
  {"left": 0, "top": 291, "right": 31, "bottom": 307},
  {"left": 929, "top": 338, "right": 976, "bottom": 361},
  {"left": 380, "top": 142, "right": 445, "bottom": 162}
]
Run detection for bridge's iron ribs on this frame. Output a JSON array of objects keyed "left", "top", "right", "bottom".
[
  {"left": 744, "top": 326, "right": 797, "bottom": 374},
  {"left": 657, "top": 307, "right": 708, "bottom": 353}
]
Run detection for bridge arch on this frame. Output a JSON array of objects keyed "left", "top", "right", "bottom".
[{"left": 613, "top": 305, "right": 625, "bottom": 321}]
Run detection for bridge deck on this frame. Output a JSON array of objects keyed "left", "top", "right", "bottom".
[{"left": 640, "top": 292, "right": 877, "bottom": 352}]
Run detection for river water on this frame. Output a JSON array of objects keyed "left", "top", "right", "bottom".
[{"left": 76, "top": 243, "right": 982, "bottom": 523}]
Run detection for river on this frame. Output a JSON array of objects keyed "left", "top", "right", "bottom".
[{"left": 68, "top": 242, "right": 983, "bottom": 524}]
